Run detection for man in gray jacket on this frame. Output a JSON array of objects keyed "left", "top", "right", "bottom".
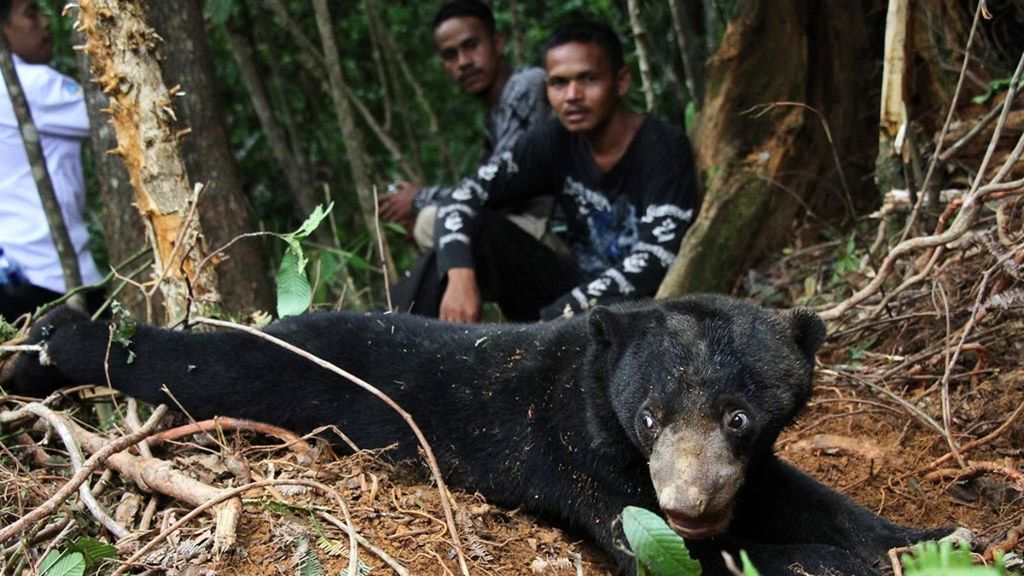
[{"left": 378, "top": 0, "right": 551, "bottom": 250}]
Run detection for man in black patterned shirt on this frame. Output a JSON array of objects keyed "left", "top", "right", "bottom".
[
  {"left": 378, "top": 0, "right": 550, "bottom": 250},
  {"left": 392, "top": 19, "right": 699, "bottom": 323}
]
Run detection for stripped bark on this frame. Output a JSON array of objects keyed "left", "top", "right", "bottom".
[
  {"left": 77, "top": 0, "right": 221, "bottom": 322},
  {"left": 0, "top": 34, "right": 84, "bottom": 306}
]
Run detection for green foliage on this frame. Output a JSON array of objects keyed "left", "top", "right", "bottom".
[
  {"left": 971, "top": 77, "right": 1015, "bottom": 104},
  {"left": 621, "top": 506, "right": 702, "bottom": 576},
  {"left": 739, "top": 550, "right": 761, "bottom": 576},
  {"left": 901, "top": 540, "right": 1007, "bottom": 575},
  {"left": 109, "top": 300, "right": 137, "bottom": 364},
  {"left": 0, "top": 315, "right": 17, "bottom": 342},
  {"left": 38, "top": 537, "right": 117, "bottom": 576},
  {"left": 297, "top": 537, "right": 324, "bottom": 576},
  {"left": 276, "top": 203, "right": 334, "bottom": 317},
  {"left": 830, "top": 234, "right": 862, "bottom": 284},
  {"left": 38, "top": 551, "right": 85, "bottom": 576}
]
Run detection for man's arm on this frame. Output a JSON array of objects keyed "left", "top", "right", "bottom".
[
  {"left": 2, "top": 61, "right": 89, "bottom": 139},
  {"left": 380, "top": 68, "right": 549, "bottom": 223},
  {"left": 434, "top": 121, "right": 557, "bottom": 322}
]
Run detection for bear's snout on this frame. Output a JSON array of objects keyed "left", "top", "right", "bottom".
[{"left": 648, "top": 422, "right": 746, "bottom": 539}]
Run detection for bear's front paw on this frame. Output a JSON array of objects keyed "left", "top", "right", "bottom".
[{"left": 1, "top": 305, "right": 90, "bottom": 397}]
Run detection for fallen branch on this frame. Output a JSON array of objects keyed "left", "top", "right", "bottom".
[
  {"left": 924, "top": 461, "right": 1024, "bottom": 491},
  {"left": 0, "top": 405, "right": 167, "bottom": 545},
  {"left": 145, "top": 416, "right": 314, "bottom": 458},
  {"left": 111, "top": 478, "right": 358, "bottom": 576}
]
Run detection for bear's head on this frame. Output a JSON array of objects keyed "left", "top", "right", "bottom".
[{"left": 584, "top": 294, "right": 825, "bottom": 540}]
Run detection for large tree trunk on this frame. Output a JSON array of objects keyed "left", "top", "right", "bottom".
[
  {"left": 77, "top": 0, "right": 221, "bottom": 323},
  {"left": 146, "top": 0, "right": 274, "bottom": 314},
  {"left": 659, "top": 0, "right": 881, "bottom": 296}
]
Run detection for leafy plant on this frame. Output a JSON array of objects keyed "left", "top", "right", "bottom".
[
  {"left": 38, "top": 537, "right": 117, "bottom": 576},
  {"left": 901, "top": 540, "right": 1007, "bottom": 575},
  {"left": 276, "top": 203, "right": 334, "bottom": 318},
  {"left": 830, "top": 234, "right": 862, "bottom": 285},
  {"left": 621, "top": 506, "right": 702, "bottom": 576},
  {"left": 971, "top": 77, "right": 1015, "bottom": 104}
]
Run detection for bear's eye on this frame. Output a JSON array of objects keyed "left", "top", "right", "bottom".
[
  {"left": 641, "top": 411, "right": 659, "bottom": 434},
  {"left": 725, "top": 410, "right": 749, "bottom": 432}
]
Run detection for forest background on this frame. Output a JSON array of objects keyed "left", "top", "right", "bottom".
[{"left": 30, "top": 0, "right": 1022, "bottom": 320}]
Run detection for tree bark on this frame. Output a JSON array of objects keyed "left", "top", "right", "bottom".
[
  {"left": 0, "top": 33, "right": 84, "bottom": 305},
  {"left": 77, "top": 0, "right": 221, "bottom": 323},
  {"left": 668, "top": 0, "right": 706, "bottom": 107},
  {"left": 659, "top": 0, "right": 881, "bottom": 296},
  {"left": 146, "top": 0, "right": 273, "bottom": 314},
  {"left": 73, "top": 33, "right": 159, "bottom": 320}
]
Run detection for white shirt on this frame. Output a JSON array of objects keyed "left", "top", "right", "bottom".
[{"left": 0, "top": 55, "right": 101, "bottom": 293}]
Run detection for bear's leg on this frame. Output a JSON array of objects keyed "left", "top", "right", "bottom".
[{"left": 729, "top": 456, "right": 951, "bottom": 566}]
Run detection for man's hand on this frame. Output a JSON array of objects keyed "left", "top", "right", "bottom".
[
  {"left": 440, "top": 268, "right": 482, "bottom": 323},
  {"left": 378, "top": 181, "right": 419, "bottom": 230}
]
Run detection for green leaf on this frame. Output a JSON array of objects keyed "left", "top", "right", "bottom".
[
  {"left": 740, "top": 550, "right": 761, "bottom": 576},
  {"left": 684, "top": 101, "right": 697, "bottom": 133},
  {"left": 971, "top": 77, "right": 1014, "bottom": 104},
  {"left": 621, "top": 506, "right": 702, "bottom": 576},
  {"left": 38, "top": 551, "right": 86, "bottom": 576},
  {"left": 277, "top": 248, "right": 313, "bottom": 318},
  {"left": 901, "top": 540, "right": 1004, "bottom": 576},
  {"left": 297, "top": 538, "right": 324, "bottom": 576},
  {"left": 68, "top": 537, "right": 118, "bottom": 564},
  {"left": 289, "top": 202, "right": 334, "bottom": 242}
]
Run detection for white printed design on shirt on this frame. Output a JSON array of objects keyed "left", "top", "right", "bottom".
[
  {"left": 622, "top": 251, "right": 650, "bottom": 274},
  {"left": 641, "top": 204, "right": 694, "bottom": 224},
  {"left": 562, "top": 177, "right": 611, "bottom": 216},
  {"left": 633, "top": 242, "right": 677, "bottom": 267}
]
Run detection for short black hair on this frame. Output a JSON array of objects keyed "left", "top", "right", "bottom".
[
  {"left": 0, "top": 0, "right": 12, "bottom": 24},
  {"left": 543, "top": 18, "right": 625, "bottom": 72},
  {"left": 432, "top": 0, "right": 496, "bottom": 36}
]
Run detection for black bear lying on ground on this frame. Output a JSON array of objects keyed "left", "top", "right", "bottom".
[{"left": 3, "top": 295, "right": 953, "bottom": 575}]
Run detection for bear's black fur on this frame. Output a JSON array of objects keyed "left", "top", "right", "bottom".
[{"left": 4, "top": 295, "right": 951, "bottom": 575}]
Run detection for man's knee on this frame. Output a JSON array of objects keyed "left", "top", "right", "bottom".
[{"left": 413, "top": 206, "right": 438, "bottom": 251}]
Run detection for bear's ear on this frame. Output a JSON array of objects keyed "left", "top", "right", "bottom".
[{"left": 780, "top": 307, "right": 827, "bottom": 362}]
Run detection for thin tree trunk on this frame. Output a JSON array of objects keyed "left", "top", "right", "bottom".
[
  {"left": 507, "top": 0, "right": 525, "bottom": 68},
  {"left": 668, "top": 0, "right": 706, "bottom": 107},
  {"left": 659, "top": 0, "right": 879, "bottom": 296},
  {"left": 310, "top": 0, "right": 398, "bottom": 282},
  {"left": 146, "top": 0, "right": 273, "bottom": 314},
  {"left": 77, "top": 0, "right": 221, "bottom": 322},
  {"left": 626, "top": 0, "right": 657, "bottom": 112},
  {"left": 0, "top": 34, "right": 84, "bottom": 307},
  {"left": 223, "top": 21, "right": 320, "bottom": 225},
  {"left": 363, "top": 0, "right": 393, "bottom": 131}
]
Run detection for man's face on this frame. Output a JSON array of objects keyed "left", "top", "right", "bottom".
[
  {"left": 434, "top": 16, "right": 504, "bottom": 96},
  {"left": 2, "top": 0, "right": 51, "bottom": 64},
  {"left": 545, "top": 42, "right": 628, "bottom": 134}
]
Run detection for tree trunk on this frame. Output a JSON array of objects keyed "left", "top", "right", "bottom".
[
  {"left": 658, "top": 0, "right": 881, "bottom": 296},
  {"left": 146, "top": 0, "right": 274, "bottom": 314},
  {"left": 77, "top": 0, "right": 221, "bottom": 323},
  {"left": 626, "top": 0, "right": 656, "bottom": 112}
]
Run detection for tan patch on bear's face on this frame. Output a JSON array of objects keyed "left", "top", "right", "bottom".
[{"left": 648, "top": 421, "right": 746, "bottom": 539}]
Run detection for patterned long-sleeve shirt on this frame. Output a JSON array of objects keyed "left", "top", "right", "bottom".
[
  {"left": 435, "top": 115, "right": 699, "bottom": 318},
  {"left": 413, "top": 67, "right": 548, "bottom": 213}
]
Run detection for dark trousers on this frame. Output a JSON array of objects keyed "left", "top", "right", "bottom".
[
  {"left": 391, "top": 210, "right": 581, "bottom": 322},
  {"left": 1, "top": 284, "right": 105, "bottom": 325}
]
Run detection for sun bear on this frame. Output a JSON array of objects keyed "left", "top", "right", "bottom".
[{"left": 3, "top": 295, "right": 953, "bottom": 575}]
